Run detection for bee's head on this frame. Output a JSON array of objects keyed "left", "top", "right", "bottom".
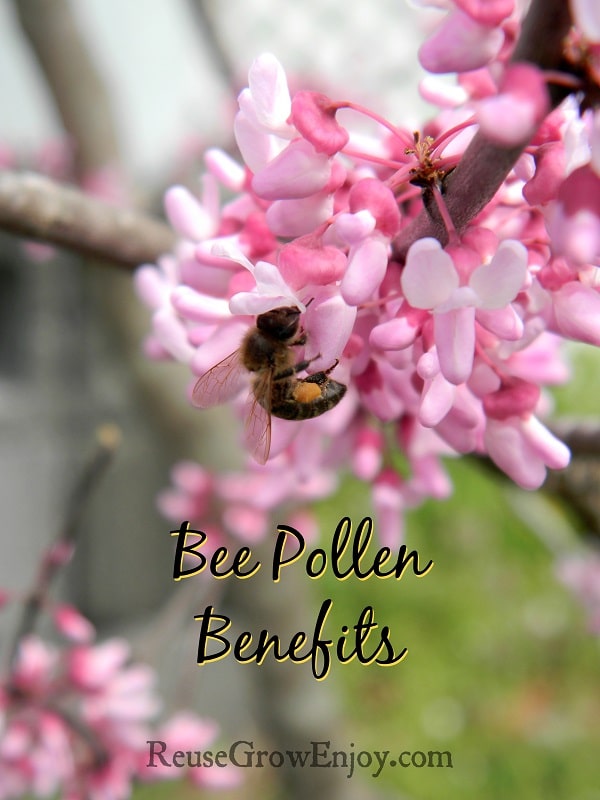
[{"left": 256, "top": 306, "right": 302, "bottom": 340}]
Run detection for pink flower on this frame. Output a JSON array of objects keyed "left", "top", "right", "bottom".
[
  {"left": 52, "top": 604, "right": 95, "bottom": 643},
  {"left": 290, "top": 91, "right": 350, "bottom": 155},
  {"left": 157, "top": 461, "right": 214, "bottom": 521},
  {"left": 9, "top": 636, "right": 57, "bottom": 695},
  {"left": 545, "top": 166, "right": 600, "bottom": 263},
  {"left": 418, "top": 9, "right": 505, "bottom": 74},
  {"left": 68, "top": 638, "right": 131, "bottom": 691},
  {"left": 252, "top": 138, "right": 332, "bottom": 200},
  {"left": 220, "top": 241, "right": 307, "bottom": 315},
  {"left": 552, "top": 281, "right": 600, "bottom": 345},
  {"left": 484, "top": 415, "right": 570, "bottom": 489},
  {"left": 522, "top": 142, "right": 566, "bottom": 205},
  {"left": 0, "top": 555, "right": 231, "bottom": 800},
  {"left": 336, "top": 179, "right": 402, "bottom": 306},
  {"left": 164, "top": 181, "right": 219, "bottom": 241},
  {"left": 141, "top": 712, "right": 240, "bottom": 788},
  {"left": 234, "top": 53, "right": 295, "bottom": 173},
  {"left": 352, "top": 425, "right": 385, "bottom": 481},
  {"left": 372, "top": 469, "right": 405, "bottom": 547},
  {"left": 401, "top": 237, "right": 528, "bottom": 384},
  {"left": 455, "top": 0, "right": 514, "bottom": 27},
  {"left": 476, "top": 63, "right": 550, "bottom": 146}
]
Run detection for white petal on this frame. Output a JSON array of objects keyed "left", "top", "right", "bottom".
[
  {"left": 233, "top": 112, "right": 286, "bottom": 174},
  {"left": 164, "top": 185, "right": 212, "bottom": 240},
  {"left": 341, "top": 237, "right": 389, "bottom": 306},
  {"left": 469, "top": 240, "right": 528, "bottom": 309},
  {"left": 252, "top": 139, "right": 331, "bottom": 200},
  {"left": 401, "top": 238, "right": 459, "bottom": 309},
  {"left": 333, "top": 210, "right": 376, "bottom": 245},
  {"left": 211, "top": 240, "right": 254, "bottom": 271},
  {"left": 434, "top": 306, "right": 476, "bottom": 385},
  {"left": 171, "top": 287, "right": 231, "bottom": 322},
  {"left": 304, "top": 294, "right": 357, "bottom": 367},
  {"left": 229, "top": 292, "right": 296, "bottom": 316},
  {"left": 254, "top": 261, "right": 304, "bottom": 308},
  {"left": 204, "top": 148, "right": 246, "bottom": 191},
  {"left": 243, "top": 53, "right": 292, "bottom": 131}
]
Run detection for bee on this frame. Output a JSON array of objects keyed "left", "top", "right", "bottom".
[{"left": 192, "top": 306, "right": 347, "bottom": 464}]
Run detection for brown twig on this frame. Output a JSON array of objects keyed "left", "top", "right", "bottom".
[
  {"left": 0, "top": 171, "right": 175, "bottom": 268},
  {"left": 13, "top": 0, "right": 121, "bottom": 178},
  {"left": 394, "top": 0, "right": 574, "bottom": 259},
  {"left": 187, "top": 0, "right": 240, "bottom": 93},
  {"left": 7, "top": 425, "right": 121, "bottom": 669}
]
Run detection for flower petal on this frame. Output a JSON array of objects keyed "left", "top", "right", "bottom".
[
  {"left": 469, "top": 239, "right": 528, "bottom": 308},
  {"left": 341, "top": 237, "right": 389, "bottom": 306},
  {"left": 553, "top": 281, "right": 600, "bottom": 345},
  {"left": 252, "top": 139, "right": 331, "bottom": 200},
  {"left": 401, "top": 238, "right": 459, "bottom": 309},
  {"left": 241, "top": 53, "right": 292, "bottom": 131},
  {"left": 434, "top": 306, "right": 476, "bottom": 384},
  {"left": 419, "top": 10, "right": 504, "bottom": 73}
]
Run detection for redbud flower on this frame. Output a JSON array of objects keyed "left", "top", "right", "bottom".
[
  {"left": 252, "top": 138, "right": 332, "bottom": 200},
  {"left": 484, "top": 415, "right": 570, "bottom": 489},
  {"left": 372, "top": 469, "right": 406, "bottom": 547},
  {"left": 552, "top": 282, "right": 600, "bottom": 346},
  {"left": 290, "top": 91, "right": 350, "bottom": 155},
  {"left": 134, "top": 40, "right": 597, "bottom": 547},
  {"left": 140, "top": 712, "right": 240, "bottom": 788},
  {"left": 418, "top": 10, "right": 505, "bottom": 74},
  {"left": 234, "top": 53, "right": 295, "bottom": 172},
  {"left": 52, "top": 604, "right": 95, "bottom": 643},
  {"left": 0, "top": 624, "right": 228, "bottom": 799},
  {"left": 545, "top": 166, "right": 600, "bottom": 264},
  {"left": 522, "top": 142, "right": 566, "bottom": 206},
  {"left": 454, "top": 0, "right": 514, "bottom": 27},
  {"left": 476, "top": 64, "right": 549, "bottom": 146},
  {"left": 352, "top": 425, "right": 385, "bottom": 481},
  {"left": 401, "top": 238, "right": 527, "bottom": 384}
]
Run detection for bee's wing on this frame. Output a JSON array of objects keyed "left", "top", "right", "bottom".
[
  {"left": 243, "top": 370, "right": 272, "bottom": 466},
  {"left": 192, "top": 350, "right": 247, "bottom": 408}
]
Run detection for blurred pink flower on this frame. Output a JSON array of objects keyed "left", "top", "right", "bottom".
[
  {"left": 557, "top": 551, "right": 600, "bottom": 632},
  {"left": 0, "top": 627, "right": 229, "bottom": 799}
]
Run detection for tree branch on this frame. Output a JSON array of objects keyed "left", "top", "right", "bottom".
[
  {"left": 0, "top": 171, "right": 175, "bottom": 268},
  {"left": 7, "top": 425, "right": 120, "bottom": 669},
  {"left": 187, "top": 0, "right": 240, "bottom": 93},
  {"left": 13, "top": 0, "right": 121, "bottom": 177},
  {"left": 394, "top": 0, "right": 574, "bottom": 259}
]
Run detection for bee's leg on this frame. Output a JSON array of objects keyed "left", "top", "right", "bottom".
[
  {"left": 302, "top": 360, "right": 340, "bottom": 385},
  {"left": 273, "top": 353, "right": 323, "bottom": 381},
  {"left": 290, "top": 330, "right": 307, "bottom": 347}
]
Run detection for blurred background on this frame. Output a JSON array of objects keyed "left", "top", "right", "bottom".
[{"left": 0, "top": 2, "right": 599, "bottom": 799}]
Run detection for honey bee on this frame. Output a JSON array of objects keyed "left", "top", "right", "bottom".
[{"left": 192, "top": 306, "right": 347, "bottom": 464}]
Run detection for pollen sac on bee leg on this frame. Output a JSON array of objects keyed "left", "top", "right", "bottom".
[{"left": 293, "top": 381, "right": 323, "bottom": 403}]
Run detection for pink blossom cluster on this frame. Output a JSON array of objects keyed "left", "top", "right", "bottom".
[
  {"left": 0, "top": 598, "right": 235, "bottom": 798},
  {"left": 135, "top": 2, "right": 600, "bottom": 545}
]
